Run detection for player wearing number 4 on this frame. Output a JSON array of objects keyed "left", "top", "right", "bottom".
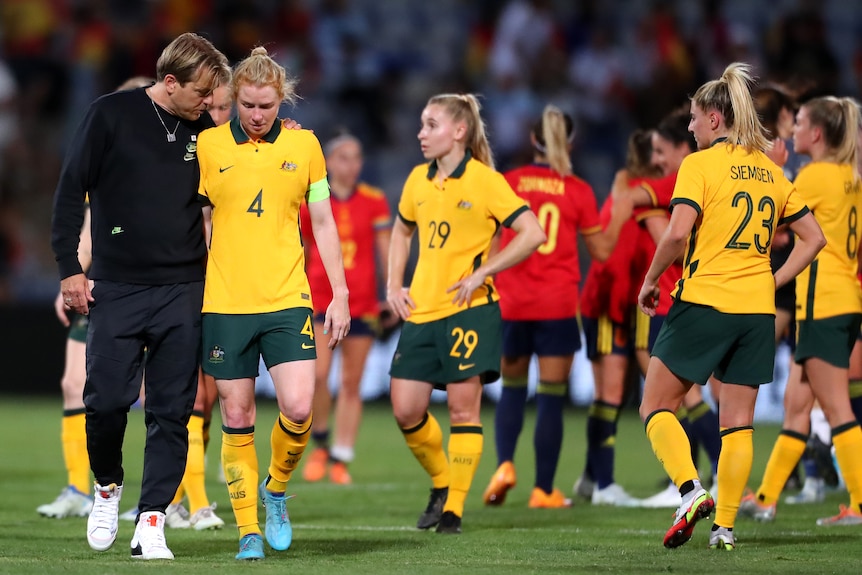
[
  {"left": 638, "top": 62, "right": 824, "bottom": 551},
  {"left": 483, "top": 105, "right": 633, "bottom": 509},
  {"left": 388, "top": 94, "right": 545, "bottom": 534},
  {"left": 739, "top": 96, "right": 862, "bottom": 527},
  {"left": 197, "top": 47, "right": 350, "bottom": 560}
]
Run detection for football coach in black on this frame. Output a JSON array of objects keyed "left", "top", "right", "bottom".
[{"left": 50, "top": 32, "right": 230, "bottom": 559}]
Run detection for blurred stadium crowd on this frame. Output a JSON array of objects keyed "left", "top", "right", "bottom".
[{"left": 1, "top": 0, "right": 862, "bottom": 302}]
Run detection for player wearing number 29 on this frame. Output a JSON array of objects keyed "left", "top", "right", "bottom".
[
  {"left": 637, "top": 62, "right": 824, "bottom": 550},
  {"left": 482, "top": 105, "right": 632, "bottom": 509},
  {"left": 387, "top": 93, "right": 545, "bottom": 534},
  {"left": 740, "top": 96, "right": 862, "bottom": 527},
  {"left": 197, "top": 47, "right": 350, "bottom": 560}
]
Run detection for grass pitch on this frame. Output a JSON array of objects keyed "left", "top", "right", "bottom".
[{"left": 1, "top": 395, "right": 860, "bottom": 574}]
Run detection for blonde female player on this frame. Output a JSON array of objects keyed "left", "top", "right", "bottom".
[
  {"left": 483, "top": 105, "right": 633, "bottom": 509},
  {"left": 638, "top": 62, "right": 824, "bottom": 550},
  {"left": 198, "top": 47, "right": 350, "bottom": 559},
  {"left": 387, "top": 93, "right": 545, "bottom": 534},
  {"left": 739, "top": 96, "right": 862, "bottom": 527}
]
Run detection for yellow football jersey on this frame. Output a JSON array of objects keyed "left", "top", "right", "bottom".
[
  {"left": 398, "top": 152, "right": 529, "bottom": 323},
  {"left": 670, "top": 141, "right": 808, "bottom": 314},
  {"left": 794, "top": 162, "right": 862, "bottom": 320},
  {"left": 198, "top": 118, "right": 329, "bottom": 314}
]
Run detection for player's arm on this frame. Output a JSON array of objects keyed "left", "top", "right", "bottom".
[
  {"left": 641, "top": 212, "right": 684, "bottom": 265},
  {"left": 387, "top": 216, "right": 416, "bottom": 320},
  {"left": 638, "top": 202, "right": 698, "bottom": 316},
  {"left": 775, "top": 211, "right": 825, "bottom": 290},
  {"left": 201, "top": 205, "right": 213, "bottom": 249},
  {"left": 582, "top": 174, "right": 634, "bottom": 262},
  {"left": 308, "top": 196, "right": 350, "bottom": 347},
  {"left": 447, "top": 209, "right": 545, "bottom": 307},
  {"left": 374, "top": 226, "right": 392, "bottom": 289},
  {"left": 611, "top": 169, "right": 658, "bottom": 207}
]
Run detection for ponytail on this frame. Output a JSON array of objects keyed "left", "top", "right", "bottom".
[
  {"left": 692, "top": 62, "right": 770, "bottom": 152},
  {"left": 532, "top": 105, "right": 574, "bottom": 176}
]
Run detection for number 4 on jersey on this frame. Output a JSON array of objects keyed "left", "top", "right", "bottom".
[{"left": 248, "top": 189, "right": 264, "bottom": 217}]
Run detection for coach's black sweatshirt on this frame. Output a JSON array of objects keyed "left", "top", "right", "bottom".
[{"left": 51, "top": 87, "right": 214, "bottom": 284}]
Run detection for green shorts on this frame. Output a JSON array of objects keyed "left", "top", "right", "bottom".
[
  {"left": 795, "top": 313, "right": 862, "bottom": 368},
  {"left": 202, "top": 308, "right": 316, "bottom": 380},
  {"left": 652, "top": 300, "right": 774, "bottom": 386},
  {"left": 68, "top": 313, "right": 89, "bottom": 343},
  {"left": 389, "top": 303, "right": 502, "bottom": 389}
]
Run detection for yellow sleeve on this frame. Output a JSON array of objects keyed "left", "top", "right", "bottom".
[
  {"left": 486, "top": 170, "right": 528, "bottom": 226},
  {"left": 305, "top": 132, "right": 330, "bottom": 202},
  {"left": 780, "top": 184, "right": 810, "bottom": 224},
  {"left": 397, "top": 167, "right": 420, "bottom": 225}
]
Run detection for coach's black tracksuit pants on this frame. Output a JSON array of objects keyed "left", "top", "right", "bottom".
[{"left": 84, "top": 280, "right": 203, "bottom": 514}]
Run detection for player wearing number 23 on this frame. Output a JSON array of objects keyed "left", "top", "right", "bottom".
[
  {"left": 196, "top": 47, "right": 349, "bottom": 559},
  {"left": 637, "top": 62, "right": 824, "bottom": 550},
  {"left": 387, "top": 93, "right": 545, "bottom": 534}
]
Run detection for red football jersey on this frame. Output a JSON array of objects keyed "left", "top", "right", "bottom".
[
  {"left": 301, "top": 182, "right": 391, "bottom": 317},
  {"left": 496, "top": 164, "right": 601, "bottom": 320},
  {"left": 580, "top": 194, "right": 641, "bottom": 324}
]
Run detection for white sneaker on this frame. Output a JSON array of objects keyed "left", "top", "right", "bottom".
[
  {"left": 189, "top": 503, "right": 225, "bottom": 530},
  {"left": 639, "top": 482, "right": 681, "bottom": 508},
  {"left": 591, "top": 483, "right": 642, "bottom": 507},
  {"left": 87, "top": 483, "right": 122, "bottom": 551},
  {"left": 37, "top": 486, "right": 93, "bottom": 518},
  {"left": 572, "top": 474, "right": 594, "bottom": 501},
  {"left": 131, "top": 511, "right": 174, "bottom": 560},
  {"left": 708, "top": 526, "right": 735, "bottom": 550},
  {"left": 164, "top": 502, "right": 191, "bottom": 529},
  {"left": 785, "top": 477, "right": 826, "bottom": 505}
]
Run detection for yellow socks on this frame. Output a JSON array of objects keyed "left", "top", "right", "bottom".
[
  {"left": 833, "top": 422, "right": 862, "bottom": 513},
  {"left": 444, "top": 424, "right": 483, "bottom": 518},
  {"left": 755, "top": 430, "right": 806, "bottom": 505},
  {"left": 62, "top": 410, "right": 89, "bottom": 493},
  {"left": 715, "top": 426, "right": 753, "bottom": 528},
  {"left": 180, "top": 412, "right": 209, "bottom": 513},
  {"left": 170, "top": 483, "right": 185, "bottom": 505},
  {"left": 645, "top": 410, "right": 698, "bottom": 487},
  {"left": 222, "top": 426, "right": 259, "bottom": 538},
  {"left": 266, "top": 414, "right": 311, "bottom": 493},
  {"left": 401, "top": 412, "right": 450, "bottom": 489}
]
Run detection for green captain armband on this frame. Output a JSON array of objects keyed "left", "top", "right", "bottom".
[{"left": 307, "top": 178, "right": 331, "bottom": 203}]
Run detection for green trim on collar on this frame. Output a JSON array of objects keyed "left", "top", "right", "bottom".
[
  {"left": 230, "top": 117, "right": 281, "bottom": 144},
  {"left": 426, "top": 149, "right": 473, "bottom": 180},
  {"left": 710, "top": 136, "right": 728, "bottom": 147}
]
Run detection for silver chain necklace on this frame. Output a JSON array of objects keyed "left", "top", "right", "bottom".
[{"left": 150, "top": 97, "right": 180, "bottom": 142}]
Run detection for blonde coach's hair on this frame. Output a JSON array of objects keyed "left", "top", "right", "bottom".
[
  {"left": 804, "top": 96, "right": 861, "bottom": 173},
  {"left": 692, "top": 62, "right": 770, "bottom": 152},
  {"left": 427, "top": 94, "right": 494, "bottom": 169},
  {"left": 532, "top": 105, "right": 574, "bottom": 176},
  {"left": 156, "top": 32, "right": 230, "bottom": 91},
  {"left": 232, "top": 46, "right": 298, "bottom": 106}
]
